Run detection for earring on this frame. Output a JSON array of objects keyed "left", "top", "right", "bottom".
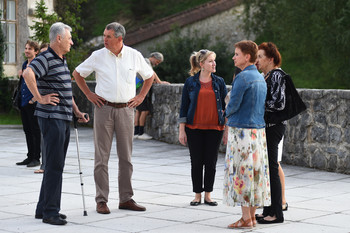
[{"left": 201, "top": 67, "right": 204, "bottom": 72}]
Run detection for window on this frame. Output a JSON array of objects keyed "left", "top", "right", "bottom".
[{"left": 1, "top": 0, "right": 16, "bottom": 63}]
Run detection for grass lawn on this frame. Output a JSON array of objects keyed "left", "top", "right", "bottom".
[{"left": 0, "top": 111, "right": 22, "bottom": 125}]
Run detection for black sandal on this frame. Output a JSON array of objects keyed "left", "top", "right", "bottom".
[{"left": 255, "top": 214, "right": 265, "bottom": 221}]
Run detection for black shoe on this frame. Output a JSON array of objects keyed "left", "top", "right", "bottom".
[
  {"left": 282, "top": 202, "right": 288, "bottom": 211},
  {"left": 190, "top": 201, "right": 201, "bottom": 206},
  {"left": 204, "top": 200, "right": 218, "bottom": 206},
  {"left": 255, "top": 213, "right": 266, "bottom": 221},
  {"left": 258, "top": 217, "right": 284, "bottom": 224},
  {"left": 42, "top": 216, "right": 67, "bottom": 225},
  {"left": 27, "top": 160, "right": 40, "bottom": 167},
  {"left": 16, "top": 158, "right": 31, "bottom": 165},
  {"left": 35, "top": 213, "right": 66, "bottom": 220}
]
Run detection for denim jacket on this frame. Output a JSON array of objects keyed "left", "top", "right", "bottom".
[
  {"left": 226, "top": 65, "right": 267, "bottom": 129},
  {"left": 179, "top": 72, "right": 227, "bottom": 125}
]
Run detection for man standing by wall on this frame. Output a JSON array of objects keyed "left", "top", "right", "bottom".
[
  {"left": 16, "top": 40, "right": 41, "bottom": 168},
  {"left": 73, "top": 22, "right": 155, "bottom": 214},
  {"left": 23, "top": 22, "right": 89, "bottom": 225},
  {"left": 134, "top": 52, "right": 170, "bottom": 140}
]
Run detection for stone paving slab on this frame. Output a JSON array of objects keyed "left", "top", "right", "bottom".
[{"left": 0, "top": 126, "right": 349, "bottom": 233}]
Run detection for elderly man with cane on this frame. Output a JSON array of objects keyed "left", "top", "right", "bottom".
[{"left": 23, "top": 22, "right": 89, "bottom": 225}]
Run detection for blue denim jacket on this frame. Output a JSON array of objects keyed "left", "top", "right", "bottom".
[
  {"left": 20, "top": 60, "right": 33, "bottom": 107},
  {"left": 179, "top": 72, "right": 227, "bottom": 125},
  {"left": 226, "top": 65, "right": 267, "bottom": 129}
]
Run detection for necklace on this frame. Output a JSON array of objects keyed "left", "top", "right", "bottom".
[
  {"left": 200, "top": 80, "right": 212, "bottom": 89},
  {"left": 264, "top": 67, "right": 279, "bottom": 80}
]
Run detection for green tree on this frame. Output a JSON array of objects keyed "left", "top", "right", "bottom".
[
  {"left": 54, "top": 0, "right": 87, "bottom": 45},
  {"left": 242, "top": 0, "right": 350, "bottom": 89},
  {"left": 79, "top": 0, "right": 213, "bottom": 41},
  {"left": 29, "top": 0, "right": 60, "bottom": 43},
  {"left": 30, "top": 0, "right": 88, "bottom": 73},
  {"left": 0, "top": 11, "right": 12, "bottom": 112},
  {"left": 0, "top": 11, "right": 4, "bottom": 78},
  {"left": 150, "top": 29, "right": 234, "bottom": 84},
  {"left": 54, "top": 0, "right": 88, "bottom": 72}
]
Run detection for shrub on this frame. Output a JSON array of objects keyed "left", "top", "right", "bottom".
[{"left": 150, "top": 29, "right": 235, "bottom": 84}]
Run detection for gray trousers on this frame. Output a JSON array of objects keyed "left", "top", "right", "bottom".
[{"left": 93, "top": 105, "right": 134, "bottom": 203}]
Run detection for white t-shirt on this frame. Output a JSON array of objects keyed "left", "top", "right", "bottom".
[{"left": 76, "top": 45, "right": 154, "bottom": 103}]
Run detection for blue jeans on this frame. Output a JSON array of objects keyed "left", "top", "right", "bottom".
[{"left": 35, "top": 117, "right": 70, "bottom": 218}]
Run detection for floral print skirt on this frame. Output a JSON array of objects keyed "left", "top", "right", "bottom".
[{"left": 223, "top": 127, "right": 271, "bottom": 207}]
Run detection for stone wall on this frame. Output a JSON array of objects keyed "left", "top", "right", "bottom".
[
  {"left": 145, "top": 85, "right": 350, "bottom": 174},
  {"left": 282, "top": 89, "right": 350, "bottom": 174},
  {"left": 8, "top": 80, "right": 350, "bottom": 174}
]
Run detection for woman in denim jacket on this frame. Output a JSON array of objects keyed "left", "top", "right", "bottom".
[
  {"left": 179, "top": 49, "right": 227, "bottom": 207},
  {"left": 223, "top": 40, "right": 270, "bottom": 229}
]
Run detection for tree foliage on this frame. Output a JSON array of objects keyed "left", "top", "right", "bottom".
[
  {"left": 54, "top": 0, "right": 88, "bottom": 72},
  {"left": 30, "top": 0, "right": 88, "bottom": 73},
  {"left": 242, "top": 0, "right": 350, "bottom": 89},
  {"left": 79, "top": 0, "right": 213, "bottom": 41},
  {"left": 150, "top": 29, "right": 234, "bottom": 84},
  {"left": 0, "top": 11, "right": 4, "bottom": 78},
  {"left": 54, "top": 0, "right": 86, "bottom": 46},
  {"left": 0, "top": 11, "right": 11, "bottom": 112},
  {"left": 29, "top": 0, "right": 60, "bottom": 43}
]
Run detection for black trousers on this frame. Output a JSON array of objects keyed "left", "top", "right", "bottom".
[
  {"left": 263, "top": 123, "right": 285, "bottom": 219},
  {"left": 20, "top": 103, "right": 41, "bottom": 161},
  {"left": 35, "top": 118, "right": 70, "bottom": 218},
  {"left": 185, "top": 127, "right": 223, "bottom": 193}
]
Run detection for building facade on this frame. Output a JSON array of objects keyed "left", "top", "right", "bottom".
[{"left": 1, "top": 0, "right": 55, "bottom": 77}]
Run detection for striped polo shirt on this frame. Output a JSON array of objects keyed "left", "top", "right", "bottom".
[{"left": 29, "top": 47, "right": 73, "bottom": 121}]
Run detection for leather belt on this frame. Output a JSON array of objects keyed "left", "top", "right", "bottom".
[{"left": 105, "top": 101, "right": 128, "bottom": 108}]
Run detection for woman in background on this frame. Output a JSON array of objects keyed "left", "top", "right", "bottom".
[
  {"left": 255, "top": 42, "right": 286, "bottom": 224},
  {"left": 179, "top": 49, "right": 227, "bottom": 206}
]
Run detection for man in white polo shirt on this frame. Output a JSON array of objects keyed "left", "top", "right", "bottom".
[{"left": 73, "top": 22, "right": 155, "bottom": 214}]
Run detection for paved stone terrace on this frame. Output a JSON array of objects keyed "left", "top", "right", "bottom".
[{"left": 0, "top": 126, "right": 349, "bottom": 233}]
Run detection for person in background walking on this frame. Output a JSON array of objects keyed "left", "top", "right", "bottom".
[
  {"left": 134, "top": 52, "right": 170, "bottom": 140},
  {"left": 223, "top": 40, "right": 270, "bottom": 229},
  {"left": 179, "top": 49, "right": 227, "bottom": 207},
  {"left": 16, "top": 40, "right": 41, "bottom": 168}
]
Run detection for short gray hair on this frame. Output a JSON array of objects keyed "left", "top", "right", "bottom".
[
  {"left": 105, "top": 22, "right": 126, "bottom": 39},
  {"left": 149, "top": 52, "right": 164, "bottom": 62},
  {"left": 49, "top": 22, "right": 72, "bottom": 42}
]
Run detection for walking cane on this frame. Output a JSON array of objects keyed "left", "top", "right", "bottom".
[{"left": 73, "top": 114, "right": 88, "bottom": 216}]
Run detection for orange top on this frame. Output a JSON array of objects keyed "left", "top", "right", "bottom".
[{"left": 186, "top": 80, "right": 224, "bottom": 131}]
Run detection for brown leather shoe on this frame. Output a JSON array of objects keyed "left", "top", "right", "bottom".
[
  {"left": 96, "top": 202, "right": 110, "bottom": 214},
  {"left": 119, "top": 199, "right": 146, "bottom": 211}
]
